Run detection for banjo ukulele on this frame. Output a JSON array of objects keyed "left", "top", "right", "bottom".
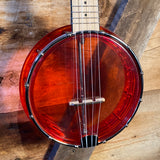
[{"left": 20, "top": 0, "right": 143, "bottom": 148}]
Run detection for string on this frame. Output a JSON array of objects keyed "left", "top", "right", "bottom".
[
  {"left": 76, "top": 5, "right": 84, "bottom": 147},
  {"left": 72, "top": 0, "right": 83, "bottom": 147},
  {"left": 72, "top": 0, "right": 76, "bottom": 108},
  {"left": 88, "top": 0, "right": 94, "bottom": 147},
  {"left": 81, "top": 0, "right": 88, "bottom": 147},
  {"left": 96, "top": 0, "right": 101, "bottom": 144}
]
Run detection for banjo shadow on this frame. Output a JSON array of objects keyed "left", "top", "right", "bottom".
[{"left": 16, "top": 110, "right": 60, "bottom": 160}]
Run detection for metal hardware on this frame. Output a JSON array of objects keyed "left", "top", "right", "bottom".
[
  {"left": 125, "top": 124, "right": 128, "bottom": 127},
  {"left": 36, "top": 49, "right": 41, "bottom": 53},
  {"left": 65, "top": 32, "right": 73, "bottom": 37},
  {"left": 40, "top": 52, "right": 44, "bottom": 56},
  {"left": 69, "top": 97, "right": 105, "bottom": 106},
  {"left": 25, "top": 83, "right": 29, "bottom": 88},
  {"left": 81, "top": 135, "right": 98, "bottom": 148},
  {"left": 140, "top": 71, "right": 144, "bottom": 75},
  {"left": 30, "top": 115, "right": 34, "bottom": 119}
]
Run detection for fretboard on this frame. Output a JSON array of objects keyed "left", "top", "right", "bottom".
[{"left": 71, "top": 0, "right": 100, "bottom": 33}]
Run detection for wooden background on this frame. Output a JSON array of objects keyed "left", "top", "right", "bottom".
[{"left": 0, "top": 0, "right": 160, "bottom": 159}]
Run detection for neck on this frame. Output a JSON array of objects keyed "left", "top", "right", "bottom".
[{"left": 71, "top": 0, "right": 100, "bottom": 33}]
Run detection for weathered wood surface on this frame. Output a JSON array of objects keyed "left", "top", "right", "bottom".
[
  {"left": 0, "top": 111, "right": 50, "bottom": 160},
  {"left": 114, "top": 0, "right": 160, "bottom": 58},
  {"left": 0, "top": 0, "right": 160, "bottom": 160},
  {"left": 140, "top": 20, "right": 160, "bottom": 92}
]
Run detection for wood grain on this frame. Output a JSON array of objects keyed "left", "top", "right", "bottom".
[
  {"left": 72, "top": 0, "right": 99, "bottom": 32},
  {"left": 140, "top": 20, "right": 160, "bottom": 91},
  {"left": 0, "top": 0, "right": 160, "bottom": 160},
  {"left": 0, "top": 111, "right": 50, "bottom": 160},
  {"left": 114, "top": 0, "right": 160, "bottom": 58}
]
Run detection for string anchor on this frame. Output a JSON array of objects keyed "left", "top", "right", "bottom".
[{"left": 81, "top": 135, "right": 98, "bottom": 148}]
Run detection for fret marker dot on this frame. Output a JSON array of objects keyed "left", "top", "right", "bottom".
[
  {"left": 84, "top": 1, "right": 87, "bottom": 4},
  {"left": 85, "top": 14, "right": 87, "bottom": 16}
]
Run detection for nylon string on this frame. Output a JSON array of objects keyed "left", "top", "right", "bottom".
[
  {"left": 81, "top": 0, "right": 88, "bottom": 148},
  {"left": 96, "top": 0, "right": 101, "bottom": 144},
  {"left": 75, "top": 10, "right": 84, "bottom": 147},
  {"left": 88, "top": 0, "right": 95, "bottom": 147}
]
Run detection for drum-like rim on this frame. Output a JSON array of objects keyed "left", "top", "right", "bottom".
[{"left": 25, "top": 30, "right": 143, "bottom": 148}]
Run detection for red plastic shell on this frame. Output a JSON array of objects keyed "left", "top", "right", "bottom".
[{"left": 19, "top": 25, "right": 143, "bottom": 146}]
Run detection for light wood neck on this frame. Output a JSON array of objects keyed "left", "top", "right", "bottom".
[{"left": 71, "top": 0, "right": 100, "bottom": 33}]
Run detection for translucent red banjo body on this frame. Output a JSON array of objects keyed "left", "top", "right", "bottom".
[{"left": 19, "top": 25, "right": 143, "bottom": 147}]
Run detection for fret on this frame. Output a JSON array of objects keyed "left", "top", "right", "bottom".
[
  {"left": 72, "top": 22, "right": 100, "bottom": 24},
  {"left": 72, "top": 17, "right": 99, "bottom": 24},
  {"left": 72, "top": 5, "right": 98, "bottom": 7},
  {"left": 72, "top": 11, "right": 98, "bottom": 13},
  {"left": 72, "top": 7, "right": 98, "bottom": 14},
  {"left": 72, "top": 23, "right": 99, "bottom": 32},
  {"left": 72, "top": 13, "right": 99, "bottom": 18},
  {"left": 72, "top": 17, "right": 99, "bottom": 19},
  {"left": 71, "top": 0, "right": 99, "bottom": 33}
]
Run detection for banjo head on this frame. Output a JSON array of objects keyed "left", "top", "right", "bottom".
[{"left": 20, "top": 26, "right": 143, "bottom": 147}]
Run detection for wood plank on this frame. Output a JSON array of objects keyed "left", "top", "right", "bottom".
[
  {"left": 0, "top": 111, "right": 50, "bottom": 160},
  {"left": 114, "top": 0, "right": 160, "bottom": 58},
  {"left": 140, "top": 20, "right": 160, "bottom": 91}
]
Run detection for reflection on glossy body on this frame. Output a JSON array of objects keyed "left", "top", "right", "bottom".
[{"left": 20, "top": 25, "right": 143, "bottom": 147}]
